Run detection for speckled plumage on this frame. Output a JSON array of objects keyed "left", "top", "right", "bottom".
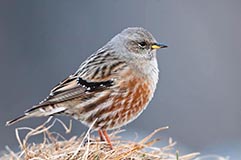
[{"left": 6, "top": 27, "right": 167, "bottom": 148}]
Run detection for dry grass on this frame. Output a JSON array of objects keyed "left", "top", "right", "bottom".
[{"left": 1, "top": 117, "right": 199, "bottom": 160}]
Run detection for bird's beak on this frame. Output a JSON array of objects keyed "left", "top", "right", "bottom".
[{"left": 151, "top": 42, "right": 168, "bottom": 49}]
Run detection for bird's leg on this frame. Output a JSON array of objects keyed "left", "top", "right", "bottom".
[
  {"left": 98, "top": 129, "right": 113, "bottom": 149},
  {"left": 102, "top": 129, "right": 113, "bottom": 149},
  {"left": 98, "top": 129, "right": 105, "bottom": 141}
]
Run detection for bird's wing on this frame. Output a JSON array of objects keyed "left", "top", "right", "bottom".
[
  {"left": 33, "top": 75, "right": 115, "bottom": 108},
  {"left": 38, "top": 49, "right": 129, "bottom": 107},
  {"left": 6, "top": 74, "right": 115, "bottom": 126}
]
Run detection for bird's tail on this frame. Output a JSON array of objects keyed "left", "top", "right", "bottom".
[
  {"left": 6, "top": 104, "right": 66, "bottom": 126},
  {"left": 6, "top": 114, "right": 31, "bottom": 126}
]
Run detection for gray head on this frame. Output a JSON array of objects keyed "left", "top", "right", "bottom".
[{"left": 108, "top": 27, "right": 167, "bottom": 61}]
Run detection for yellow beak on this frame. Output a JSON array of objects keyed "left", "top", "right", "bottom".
[{"left": 151, "top": 43, "right": 168, "bottom": 49}]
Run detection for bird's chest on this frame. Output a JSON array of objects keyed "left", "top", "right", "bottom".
[
  {"left": 115, "top": 77, "right": 152, "bottom": 109},
  {"left": 108, "top": 75, "right": 153, "bottom": 127}
]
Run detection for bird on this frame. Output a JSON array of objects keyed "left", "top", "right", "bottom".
[{"left": 6, "top": 27, "right": 167, "bottom": 149}]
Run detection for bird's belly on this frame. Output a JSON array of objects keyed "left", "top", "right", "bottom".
[{"left": 81, "top": 77, "right": 153, "bottom": 130}]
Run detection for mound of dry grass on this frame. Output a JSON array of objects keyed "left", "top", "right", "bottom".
[{"left": 1, "top": 117, "right": 199, "bottom": 160}]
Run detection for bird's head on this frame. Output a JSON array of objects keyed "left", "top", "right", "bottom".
[{"left": 109, "top": 27, "right": 167, "bottom": 61}]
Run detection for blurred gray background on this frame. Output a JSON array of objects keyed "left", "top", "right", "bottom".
[{"left": 1, "top": 0, "right": 241, "bottom": 158}]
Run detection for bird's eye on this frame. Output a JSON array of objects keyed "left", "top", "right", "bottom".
[{"left": 138, "top": 41, "right": 147, "bottom": 48}]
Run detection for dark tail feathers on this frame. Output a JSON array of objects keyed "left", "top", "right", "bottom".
[{"left": 6, "top": 114, "right": 29, "bottom": 126}]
